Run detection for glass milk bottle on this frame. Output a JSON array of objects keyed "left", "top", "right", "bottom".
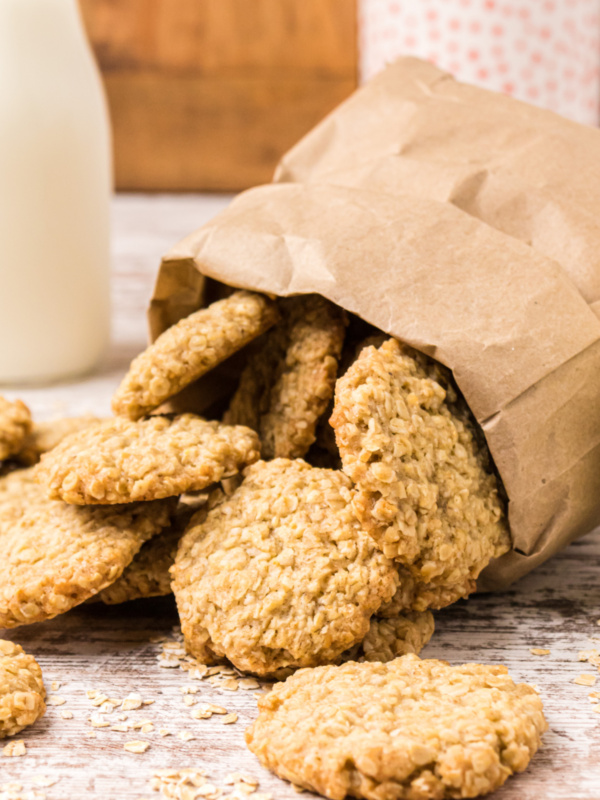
[{"left": 0, "top": 0, "right": 111, "bottom": 383}]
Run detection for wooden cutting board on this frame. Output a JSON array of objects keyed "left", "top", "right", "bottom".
[{"left": 79, "top": 0, "right": 358, "bottom": 191}]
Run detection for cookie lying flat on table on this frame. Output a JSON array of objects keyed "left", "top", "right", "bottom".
[
  {"left": 0, "top": 469, "right": 173, "bottom": 628},
  {"left": 35, "top": 414, "right": 260, "bottom": 505},
  {"left": 331, "top": 339, "right": 510, "bottom": 608},
  {"left": 0, "top": 640, "right": 46, "bottom": 738},
  {"left": 16, "top": 415, "right": 102, "bottom": 466},
  {"left": 246, "top": 654, "right": 547, "bottom": 800},
  {"left": 0, "top": 397, "right": 32, "bottom": 461},
  {"left": 172, "top": 459, "right": 398, "bottom": 677},
  {"left": 112, "top": 291, "right": 280, "bottom": 420},
  {"left": 224, "top": 295, "right": 346, "bottom": 459}
]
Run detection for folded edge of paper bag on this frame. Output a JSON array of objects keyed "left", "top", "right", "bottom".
[
  {"left": 151, "top": 182, "right": 600, "bottom": 591},
  {"left": 275, "top": 57, "right": 600, "bottom": 317}
]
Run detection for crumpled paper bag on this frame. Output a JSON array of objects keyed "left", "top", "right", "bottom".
[{"left": 150, "top": 59, "right": 600, "bottom": 592}]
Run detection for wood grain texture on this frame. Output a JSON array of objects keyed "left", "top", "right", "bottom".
[
  {"left": 104, "top": 74, "right": 356, "bottom": 191},
  {"left": 1, "top": 195, "right": 599, "bottom": 798},
  {"left": 78, "top": 0, "right": 358, "bottom": 190}
]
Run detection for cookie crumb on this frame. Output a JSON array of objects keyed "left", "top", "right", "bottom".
[{"left": 530, "top": 648, "right": 550, "bottom": 656}]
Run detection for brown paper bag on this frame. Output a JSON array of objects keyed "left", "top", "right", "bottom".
[{"left": 152, "top": 60, "right": 600, "bottom": 592}]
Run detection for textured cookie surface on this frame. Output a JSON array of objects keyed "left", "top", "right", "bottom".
[
  {"left": 17, "top": 415, "right": 102, "bottom": 467},
  {"left": 246, "top": 654, "right": 547, "bottom": 800},
  {"left": 344, "top": 611, "right": 434, "bottom": 663},
  {"left": 224, "top": 295, "right": 346, "bottom": 459},
  {"left": 0, "top": 469, "right": 173, "bottom": 628},
  {"left": 0, "top": 640, "right": 46, "bottom": 738},
  {"left": 0, "top": 397, "right": 32, "bottom": 461},
  {"left": 35, "top": 414, "right": 260, "bottom": 505},
  {"left": 331, "top": 339, "right": 509, "bottom": 606},
  {"left": 97, "top": 518, "right": 186, "bottom": 605},
  {"left": 172, "top": 459, "right": 398, "bottom": 677},
  {"left": 112, "top": 291, "right": 279, "bottom": 420}
]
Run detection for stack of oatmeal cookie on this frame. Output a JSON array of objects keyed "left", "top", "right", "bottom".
[{"left": 0, "top": 289, "right": 546, "bottom": 799}]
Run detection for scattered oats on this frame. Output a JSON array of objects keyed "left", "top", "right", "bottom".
[
  {"left": 3, "top": 741, "right": 26, "bottom": 757},
  {"left": 100, "top": 701, "right": 117, "bottom": 714},
  {"left": 141, "top": 723, "right": 154, "bottom": 734},
  {"left": 239, "top": 678, "right": 260, "bottom": 691},
  {"left": 191, "top": 708, "right": 213, "bottom": 720},
  {"left": 579, "top": 649, "right": 600, "bottom": 670},
  {"left": 530, "top": 648, "right": 550, "bottom": 656},
  {"left": 110, "top": 724, "right": 130, "bottom": 732},
  {"left": 60, "top": 710, "right": 74, "bottom": 720},
  {"left": 158, "top": 729, "right": 171, "bottom": 737},
  {"left": 190, "top": 666, "right": 209, "bottom": 680},
  {"left": 90, "top": 716, "right": 111, "bottom": 728},
  {"left": 205, "top": 704, "right": 227, "bottom": 714},
  {"left": 86, "top": 690, "right": 98, "bottom": 700},
  {"left": 181, "top": 686, "right": 199, "bottom": 694},
  {"left": 205, "top": 667, "right": 222, "bottom": 677},
  {"left": 225, "top": 774, "right": 258, "bottom": 787},
  {"left": 2, "top": 740, "right": 27, "bottom": 758},
  {"left": 124, "top": 740, "right": 150, "bottom": 753},
  {"left": 143, "top": 699, "right": 155, "bottom": 706},
  {"left": 0, "top": 782, "right": 22, "bottom": 791},
  {"left": 593, "top": 705, "right": 600, "bottom": 714},
  {"left": 31, "top": 777, "right": 59, "bottom": 788},
  {"left": 183, "top": 696, "right": 197, "bottom": 707},
  {"left": 574, "top": 674, "right": 597, "bottom": 686},
  {"left": 222, "top": 713, "right": 238, "bottom": 725},
  {"left": 220, "top": 678, "right": 239, "bottom": 692},
  {"left": 85, "top": 731, "right": 97, "bottom": 738},
  {"left": 47, "top": 695, "right": 66, "bottom": 706},
  {"left": 158, "top": 658, "right": 181, "bottom": 669},
  {"left": 131, "top": 719, "right": 153, "bottom": 730},
  {"left": 91, "top": 694, "right": 110, "bottom": 707},
  {"left": 231, "top": 784, "right": 255, "bottom": 795},
  {"left": 177, "top": 730, "right": 195, "bottom": 742},
  {"left": 121, "top": 694, "right": 144, "bottom": 711},
  {"left": 196, "top": 784, "right": 219, "bottom": 798},
  {"left": 216, "top": 667, "right": 236, "bottom": 676},
  {"left": 50, "top": 681, "right": 61, "bottom": 691}
]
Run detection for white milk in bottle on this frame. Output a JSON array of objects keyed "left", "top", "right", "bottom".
[{"left": 0, "top": 0, "right": 111, "bottom": 383}]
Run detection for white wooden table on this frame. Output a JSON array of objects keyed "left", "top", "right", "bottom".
[{"left": 1, "top": 195, "right": 599, "bottom": 799}]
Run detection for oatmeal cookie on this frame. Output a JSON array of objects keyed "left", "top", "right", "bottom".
[
  {"left": 35, "top": 414, "right": 260, "bottom": 505},
  {"left": 95, "top": 499, "right": 201, "bottom": 605},
  {"left": 224, "top": 295, "right": 346, "bottom": 459},
  {"left": 17, "top": 415, "right": 102, "bottom": 466},
  {"left": 246, "top": 654, "right": 547, "bottom": 800},
  {"left": 0, "top": 397, "right": 32, "bottom": 461},
  {"left": 112, "top": 291, "right": 279, "bottom": 420},
  {"left": 343, "top": 611, "right": 434, "bottom": 663},
  {"left": 331, "top": 339, "right": 509, "bottom": 606},
  {"left": 0, "top": 469, "right": 173, "bottom": 628},
  {"left": 0, "top": 640, "right": 46, "bottom": 738},
  {"left": 95, "top": 525, "right": 180, "bottom": 605},
  {"left": 380, "top": 566, "right": 473, "bottom": 615},
  {"left": 172, "top": 459, "right": 398, "bottom": 677}
]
